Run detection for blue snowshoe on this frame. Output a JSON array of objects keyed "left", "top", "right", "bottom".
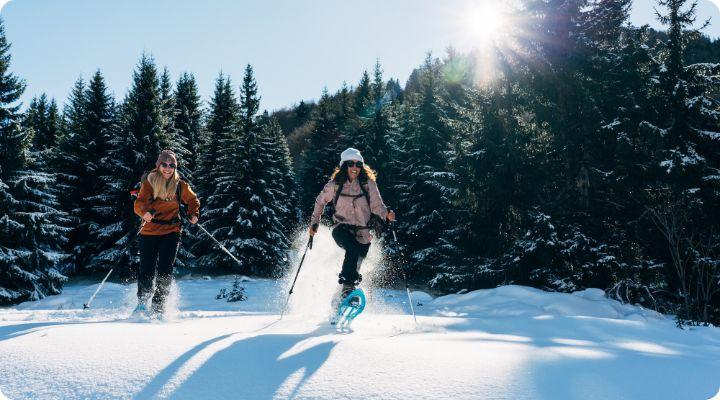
[
  {"left": 130, "top": 302, "right": 149, "bottom": 319},
  {"left": 330, "top": 288, "right": 366, "bottom": 328}
]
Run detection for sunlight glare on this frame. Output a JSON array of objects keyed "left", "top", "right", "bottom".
[{"left": 464, "top": 3, "right": 505, "bottom": 44}]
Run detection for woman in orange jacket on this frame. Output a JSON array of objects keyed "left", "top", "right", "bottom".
[{"left": 132, "top": 149, "right": 200, "bottom": 317}]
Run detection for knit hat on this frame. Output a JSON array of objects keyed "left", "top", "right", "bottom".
[
  {"left": 339, "top": 148, "right": 364, "bottom": 166},
  {"left": 156, "top": 149, "right": 178, "bottom": 170}
]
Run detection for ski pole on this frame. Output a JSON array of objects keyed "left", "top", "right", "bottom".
[
  {"left": 389, "top": 223, "right": 418, "bottom": 324},
  {"left": 279, "top": 236, "right": 313, "bottom": 319},
  {"left": 84, "top": 221, "right": 145, "bottom": 310},
  {"left": 195, "top": 222, "right": 244, "bottom": 267},
  {"left": 83, "top": 267, "right": 114, "bottom": 310}
]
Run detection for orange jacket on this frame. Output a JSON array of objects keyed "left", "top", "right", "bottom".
[{"left": 133, "top": 176, "right": 200, "bottom": 236}]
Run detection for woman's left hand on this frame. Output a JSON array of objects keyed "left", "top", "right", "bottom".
[
  {"left": 189, "top": 215, "right": 198, "bottom": 224},
  {"left": 387, "top": 210, "right": 396, "bottom": 222}
]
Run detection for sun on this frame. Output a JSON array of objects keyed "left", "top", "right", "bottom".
[{"left": 463, "top": 3, "right": 506, "bottom": 45}]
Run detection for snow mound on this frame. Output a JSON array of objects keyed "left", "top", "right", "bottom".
[{"left": 428, "top": 285, "right": 664, "bottom": 320}]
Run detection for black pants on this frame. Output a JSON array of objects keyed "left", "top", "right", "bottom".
[
  {"left": 138, "top": 232, "right": 180, "bottom": 312},
  {"left": 332, "top": 225, "right": 370, "bottom": 285}
]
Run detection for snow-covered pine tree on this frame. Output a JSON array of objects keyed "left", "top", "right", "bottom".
[
  {"left": 168, "top": 72, "right": 204, "bottom": 269},
  {"left": 431, "top": 58, "right": 554, "bottom": 291},
  {"left": 637, "top": 0, "right": 720, "bottom": 322},
  {"left": 196, "top": 74, "right": 237, "bottom": 200},
  {"left": 87, "top": 54, "right": 168, "bottom": 277},
  {"left": 54, "top": 78, "right": 86, "bottom": 218},
  {"left": 53, "top": 71, "right": 117, "bottom": 273},
  {"left": 257, "top": 111, "right": 298, "bottom": 235},
  {"left": 215, "top": 65, "right": 290, "bottom": 276},
  {"left": 0, "top": 18, "right": 70, "bottom": 305},
  {"left": 193, "top": 73, "right": 240, "bottom": 270},
  {"left": 155, "top": 68, "right": 198, "bottom": 269},
  {"left": 389, "top": 54, "right": 453, "bottom": 282},
  {"left": 480, "top": 0, "right": 627, "bottom": 293},
  {"left": 159, "top": 68, "right": 191, "bottom": 179},
  {"left": 173, "top": 72, "right": 203, "bottom": 181},
  {"left": 226, "top": 275, "right": 247, "bottom": 302}
]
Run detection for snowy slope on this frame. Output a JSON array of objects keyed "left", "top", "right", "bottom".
[{"left": 1, "top": 229, "right": 720, "bottom": 400}]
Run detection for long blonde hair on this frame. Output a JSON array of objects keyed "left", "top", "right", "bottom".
[{"left": 147, "top": 169, "right": 180, "bottom": 201}]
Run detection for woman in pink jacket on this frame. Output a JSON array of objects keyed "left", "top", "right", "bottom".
[{"left": 308, "top": 148, "right": 396, "bottom": 299}]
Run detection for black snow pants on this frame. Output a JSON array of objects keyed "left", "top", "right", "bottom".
[
  {"left": 138, "top": 232, "right": 181, "bottom": 312},
  {"left": 332, "top": 224, "right": 371, "bottom": 286}
]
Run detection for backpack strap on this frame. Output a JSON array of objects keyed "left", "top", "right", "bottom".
[
  {"left": 359, "top": 181, "right": 371, "bottom": 207},
  {"left": 332, "top": 184, "right": 342, "bottom": 209},
  {"left": 176, "top": 180, "right": 186, "bottom": 218},
  {"left": 332, "top": 181, "right": 371, "bottom": 209}
]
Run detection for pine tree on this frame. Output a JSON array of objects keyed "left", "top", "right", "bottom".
[
  {"left": 354, "top": 70, "right": 372, "bottom": 118},
  {"left": 24, "top": 94, "right": 61, "bottom": 151},
  {"left": 215, "top": 65, "right": 290, "bottom": 276},
  {"left": 390, "top": 54, "right": 453, "bottom": 281},
  {"left": 0, "top": 18, "right": 70, "bottom": 305},
  {"left": 53, "top": 71, "right": 116, "bottom": 273},
  {"left": 46, "top": 99, "right": 61, "bottom": 147},
  {"left": 88, "top": 55, "right": 167, "bottom": 276},
  {"left": 54, "top": 77, "right": 87, "bottom": 216},
  {"left": 173, "top": 72, "right": 203, "bottom": 180},
  {"left": 226, "top": 275, "right": 247, "bottom": 302},
  {"left": 299, "top": 89, "right": 345, "bottom": 214},
  {"left": 257, "top": 112, "right": 298, "bottom": 235},
  {"left": 159, "top": 67, "right": 191, "bottom": 178},
  {"left": 194, "top": 73, "right": 240, "bottom": 270},
  {"left": 364, "top": 61, "right": 396, "bottom": 187},
  {"left": 638, "top": 0, "right": 720, "bottom": 322}
]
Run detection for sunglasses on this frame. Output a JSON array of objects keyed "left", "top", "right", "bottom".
[
  {"left": 345, "top": 161, "right": 364, "bottom": 168},
  {"left": 160, "top": 162, "right": 177, "bottom": 169}
]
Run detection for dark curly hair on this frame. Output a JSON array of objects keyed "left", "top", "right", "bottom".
[{"left": 330, "top": 162, "right": 377, "bottom": 185}]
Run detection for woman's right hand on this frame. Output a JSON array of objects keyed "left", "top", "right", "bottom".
[
  {"left": 142, "top": 212, "right": 154, "bottom": 223},
  {"left": 308, "top": 224, "right": 317, "bottom": 237}
]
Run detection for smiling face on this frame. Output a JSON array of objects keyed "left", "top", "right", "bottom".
[
  {"left": 345, "top": 160, "right": 362, "bottom": 181},
  {"left": 159, "top": 162, "right": 176, "bottom": 180}
]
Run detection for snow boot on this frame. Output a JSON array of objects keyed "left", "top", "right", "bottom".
[
  {"left": 341, "top": 284, "right": 356, "bottom": 302},
  {"left": 149, "top": 304, "right": 167, "bottom": 321}
]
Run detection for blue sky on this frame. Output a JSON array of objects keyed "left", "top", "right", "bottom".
[{"left": 5, "top": 0, "right": 720, "bottom": 112}]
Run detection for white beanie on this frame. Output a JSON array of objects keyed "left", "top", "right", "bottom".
[{"left": 339, "top": 147, "right": 364, "bottom": 166}]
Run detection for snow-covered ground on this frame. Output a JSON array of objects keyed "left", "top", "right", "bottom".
[{"left": 1, "top": 229, "right": 720, "bottom": 400}]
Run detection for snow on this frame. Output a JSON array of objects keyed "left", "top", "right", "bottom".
[
  {"left": 1, "top": 228, "right": 719, "bottom": 399},
  {"left": 660, "top": 159, "right": 674, "bottom": 173},
  {"left": 697, "top": 130, "right": 720, "bottom": 140},
  {"left": 601, "top": 119, "right": 620, "bottom": 130}
]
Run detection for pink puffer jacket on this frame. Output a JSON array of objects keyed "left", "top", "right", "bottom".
[{"left": 310, "top": 178, "right": 389, "bottom": 244}]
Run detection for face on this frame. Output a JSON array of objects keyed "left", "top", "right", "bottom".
[
  {"left": 345, "top": 160, "right": 363, "bottom": 181},
  {"left": 159, "top": 161, "right": 176, "bottom": 179}
]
